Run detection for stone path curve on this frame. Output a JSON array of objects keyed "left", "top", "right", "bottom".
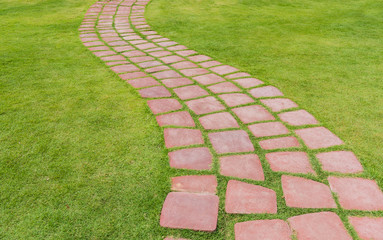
[{"left": 79, "top": 0, "right": 383, "bottom": 239}]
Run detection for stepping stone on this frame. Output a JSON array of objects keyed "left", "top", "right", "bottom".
[
  {"left": 235, "top": 219, "right": 292, "bottom": 240},
  {"left": 136, "top": 43, "right": 156, "bottom": 49},
  {"left": 348, "top": 216, "right": 383, "bottom": 240},
  {"left": 168, "top": 147, "right": 213, "bottom": 170},
  {"left": 106, "top": 61, "right": 130, "bottom": 66},
  {"left": 265, "top": 152, "right": 315, "bottom": 174},
  {"left": 93, "top": 50, "right": 116, "bottom": 57},
  {"left": 186, "top": 96, "right": 225, "bottom": 115},
  {"left": 120, "top": 72, "right": 147, "bottom": 80},
  {"left": 171, "top": 175, "right": 217, "bottom": 194},
  {"left": 161, "top": 78, "right": 193, "bottom": 88},
  {"left": 160, "top": 55, "right": 185, "bottom": 64},
  {"left": 226, "top": 72, "right": 251, "bottom": 79},
  {"left": 180, "top": 68, "right": 209, "bottom": 77},
  {"left": 147, "top": 99, "right": 182, "bottom": 114},
  {"left": 114, "top": 46, "right": 135, "bottom": 52},
  {"left": 164, "top": 128, "right": 204, "bottom": 148},
  {"left": 168, "top": 45, "right": 187, "bottom": 51},
  {"left": 219, "top": 154, "right": 264, "bottom": 181},
  {"left": 316, "top": 151, "right": 363, "bottom": 173},
  {"left": 207, "top": 82, "right": 241, "bottom": 93},
  {"left": 233, "top": 78, "right": 264, "bottom": 88},
  {"left": 173, "top": 85, "right": 208, "bottom": 100},
  {"left": 199, "top": 112, "right": 239, "bottom": 130},
  {"left": 218, "top": 93, "right": 254, "bottom": 107},
  {"left": 122, "top": 50, "right": 145, "bottom": 57},
  {"left": 171, "top": 61, "right": 198, "bottom": 69},
  {"left": 158, "top": 41, "right": 177, "bottom": 47},
  {"left": 160, "top": 192, "right": 219, "bottom": 232},
  {"left": 138, "top": 60, "right": 162, "bottom": 68},
  {"left": 295, "top": 127, "right": 343, "bottom": 149},
  {"left": 188, "top": 55, "right": 211, "bottom": 62},
  {"left": 130, "top": 56, "right": 155, "bottom": 63},
  {"left": 288, "top": 212, "right": 352, "bottom": 240},
  {"left": 282, "top": 175, "right": 336, "bottom": 208},
  {"left": 259, "top": 136, "right": 300, "bottom": 150},
  {"left": 250, "top": 86, "right": 283, "bottom": 98},
  {"left": 248, "top": 122, "right": 289, "bottom": 138},
  {"left": 232, "top": 105, "right": 275, "bottom": 124},
  {"left": 210, "top": 65, "right": 239, "bottom": 75},
  {"left": 127, "top": 77, "right": 160, "bottom": 89},
  {"left": 156, "top": 111, "right": 195, "bottom": 127},
  {"left": 176, "top": 50, "right": 197, "bottom": 56},
  {"left": 101, "top": 55, "right": 126, "bottom": 61},
  {"left": 145, "top": 66, "right": 170, "bottom": 73},
  {"left": 199, "top": 60, "right": 221, "bottom": 68},
  {"left": 152, "top": 70, "right": 182, "bottom": 79},
  {"left": 208, "top": 130, "right": 254, "bottom": 154},
  {"left": 84, "top": 41, "right": 104, "bottom": 46},
  {"left": 193, "top": 73, "right": 225, "bottom": 85},
  {"left": 225, "top": 180, "right": 277, "bottom": 214},
  {"left": 328, "top": 176, "right": 383, "bottom": 211},
  {"left": 139, "top": 86, "right": 171, "bottom": 98},
  {"left": 149, "top": 51, "right": 172, "bottom": 57},
  {"left": 278, "top": 110, "right": 318, "bottom": 126}
]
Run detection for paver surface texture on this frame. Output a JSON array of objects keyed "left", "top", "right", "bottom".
[{"left": 80, "top": 1, "right": 383, "bottom": 239}]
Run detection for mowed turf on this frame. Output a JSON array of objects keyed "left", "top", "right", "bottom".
[{"left": 146, "top": 0, "right": 383, "bottom": 186}]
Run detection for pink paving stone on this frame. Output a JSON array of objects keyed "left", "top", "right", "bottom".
[
  {"left": 328, "top": 176, "right": 383, "bottom": 211},
  {"left": 164, "top": 128, "right": 204, "bottom": 148},
  {"left": 179, "top": 68, "right": 209, "bottom": 77},
  {"left": 169, "top": 147, "right": 213, "bottom": 170},
  {"left": 106, "top": 61, "right": 130, "bottom": 66},
  {"left": 282, "top": 175, "right": 336, "bottom": 208},
  {"left": 208, "top": 130, "right": 254, "bottom": 154},
  {"left": 235, "top": 220, "right": 292, "bottom": 240},
  {"left": 149, "top": 51, "right": 172, "bottom": 57},
  {"left": 188, "top": 55, "right": 211, "bottom": 62},
  {"left": 199, "top": 112, "right": 239, "bottom": 130},
  {"left": 123, "top": 35, "right": 142, "bottom": 40},
  {"left": 193, "top": 73, "right": 225, "bottom": 85},
  {"left": 108, "top": 41, "right": 128, "bottom": 46},
  {"left": 186, "top": 96, "right": 225, "bottom": 115},
  {"left": 135, "top": 43, "right": 156, "bottom": 50},
  {"left": 232, "top": 105, "right": 275, "bottom": 124},
  {"left": 226, "top": 72, "right": 251, "bottom": 79},
  {"left": 138, "top": 60, "right": 162, "bottom": 68},
  {"left": 199, "top": 61, "right": 221, "bottom": 68},
  {"left": 156, "top": 111, "right": 195, "bottom": 127},
  {"left": 158, "top": 41, "right": 178, "bottom": 47},
  {"left": 83, "top": 41, "right": 104, "bottom": 46},
  {"left": 101, "top": 55, "right": 125, "bottom": 61},
  {"left": 168, "top": 45, "right": 188, "bottom": 51},
  {"left": 160, "top": 192, "right": 219, "bottom": 232},
  {"left": 93, "top": 50, "right": 115, "bottom": 57},
  {"left": 160, "top": 55, "right": 185, "bottom": 64},
  {"left": 233, "top": 78, "right": 264, "bottom": 88},
  {"left": 219, "top": 154, "right": 264, "bottom": 181},
  {"left": 316, "top": 151, "right": 363, "bottom": 173},
  {"left": 145, "top": 47, "right": 164, "bottom": 53},
  {"left": 127, "top": 77, "right": 160, "bottom": 88},
  {"left": 279, "top": 110, "right": 318, "bottom": 126},
  {"left": 89, "top": 46, "right": 110, "bottom": 51},
  {"left": 288, "top": 212, "right": 352, "bottom": 240},
  {"left": 161, "top": 78, "right": 193, "bottom": 88},
  {"left": 260, "top": 98, "right": 298, "bottom": 112},
  {"left": 250, "top": 86, "right": 284, "bottom": 98},
  {"left": 348, "top": 216, "right": 383, "bottom": 240},
  {"left": 113, "top": 46, "right": 134, "bottom": 52},
  {"left": 139, "top": 86, "right": 171, "bottom": 98},
  {"left": 110, "top": 64, "right": 139, "bottom": 73},
  {"left": 171, "top": 175, "right": 217, "bottom": 194},
  {"left": 266, "top": 152, "right": 315, "bottom": 174},
  {"left": 295, "top": 127, "right": 344, "bottom": 149},
  {"left": 120, "top": 72, "right": 147, "bottom": 80},
  {"left": 171, "top": 61, "right": 198, "bottom": 69},
  {"left": 218, "top": 93, "right": 254, "bottom": 107},
  {"left": 210, "top": 65, "right": 239, "bottom": 75},
  {"left": 173, "top": 85, "right": 208, "bottom": 100},
  {"left": 147, "top": 99, "right": 182, "bottom": 114},
  {"left": 145, "top": 66, "right": 170, "bottom": 73},
  {"left": 152, "top": 70, "right": 182, "bottom": 79},
  {"left": 103, "top": 37, "right": 122, "bottom": 42},
  {"left": 129, "top": 56, "right": 154, "bottom": 63},
  {"left": 225, "top": 180, "right": 277, "bottom": 214},
  {"left": 122, "top": 50, "right": 145, "bottom": 57},
  {"left": 249, "top": 122, "right": 289, "bottom": 138},
  {"left": 207, "top": 82, "right": 241, "bottom": 93},
  {"left": 176, "top": 50, "right": 197, "bottom": 56},
  {"left": 259, "top": 136, "right": 300, "bottom": 150}
]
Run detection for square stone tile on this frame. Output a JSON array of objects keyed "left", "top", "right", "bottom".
[
  {"left": 173, "top": 85, "right": 208, "bottom": 100},
  {"left": 317, "top": 151, "right": 363, "bottom": 173},
  {"left": 122, "top": 72, "right": 148, "bottom": 80},
  {"left": 261, "top": 98, "right": 298, "bottom": 112},
  {"left": 152, "top": 70, "right": 182, "bottom": 79},
  {"left": 266, "top": 152, "right": 315, "bottom": 174},
  {"left": 233, "top": 78, "right": 264, "bottom": 88},
  {"left": 145, "top": 66, "right": 170, "bottom": 73},
  {"left": 101, "top": 55, "right": 126, "bottom": 61},
  {"left": 288, "top": 212, "right": 352, "bottom": 240},
  {"left": 295, "top": 127, "right": 344, "bottom": 149},
  {"left": 122, "top": 50, "right": 145, "bottom": 57},
  {"left": 250, "top": 86, "right": 283, "bottom": 98},
  {"left": 139, "top": 86, "right": 171, "bottom": 98},
  {"left": 156, "top": 111, "right": 195, "bottom": 127},
  {"left": 93, "top": 50, "right": 116, "bottom": 57},
  {"left": 225, "top": 180, "right": 277, "bottom": 214},
  {"left": 210, "top": 65, "right": 239, "bottom": 75},
  {"left": 235, "top": 220, "right": 292, "bottom": 240},
  {"left": 279, "top": 110, "right": 318, "bottom": 126},
  {"left": 160, "top": 55, "right": 185, "bottom": 64},
  {"left": 180, "top": 68, "right": 209, "bottom": 77},
  {"left": 138, "top": 60, "right": 162, "bottom": 68},
  {"left": 188, "top": 55, "right": 211, "bottom": 62},
  {"left": 232, "top": 105, "right": 275, "bottom": 124},
  {"left": 186, "top": 96, "right": 226, "bottom": 115},
  {"left": 127, "top": 77, "right": 160, "bottom": 88},
  {"left": 161, "top": 78, "right": 193, "bottom": 88},
  {"left": 110, "top": 64, "right": 139, "bottom": 73},
  {"left": 193, "top": 73, "right": 225, "bottom": 85},
  {"left": 208, "top": 130, "right": 254, "bottom": 154},
  {"left": 149, "top": 51, "right": 172, "bottom": 57},
  {"left": 199, "top": 112, "right": 239, "bottom": 130},
  {"left": 168, "top": 45, "right": 187, "bottom": 51},
  {"left": 147, "top": 99, "right": 182, "bottom": 114},
  {"left": 226, "top": 72, "right": 251, "bottom": 79},
  {"left": 130, "top": 56, "right": 154, "bottom": 63},
  {"left": 348, "top": 216, "right": 383, "bottom": 240},
  {"left": 249, "top": 122, "right": 289, "bottom": 138},
  {"left": 171, "top": 175, "right": 217, "bottom": 194},
  {"left": 169, "top": 147, "right": 213, "bottom": 170},
  {"left": 199, "top": 61, "right": 221, "bottom": 68},
  {"left": 220, "top": 154, "right": 264, "bottom": 181},
  {"left": 176, "top": 50, "right": 197, "bottom": 56},
  {"left": 207, "top": 82, "right": 241, "bottom": 93},
  {"left": 171, "top": 61, "right": 198, "bottom": 70},
  {"left": 164, "top": 128, "right": 204, "bottom": 148},
  {"left": 158, "top": 41, "right": 177, "bottom": 47},
  {"left": 160, "top": 192, "right": 219, "bottom": 232},
  {"left": 218, "top": 93, "right": 254, "bottom": 107},
  {"left": 328, "top": 176, "right": 383, "bottom": 211},
  {"left": 136, "top": 43, "right": 156, "bottom": 49},
  {"left": 114, "top": 46, "right": 135, "bottom": 52}
]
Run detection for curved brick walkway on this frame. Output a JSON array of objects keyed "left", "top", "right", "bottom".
[{"left": 79, "top": 1, "right": 383, "bottom": 239}]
